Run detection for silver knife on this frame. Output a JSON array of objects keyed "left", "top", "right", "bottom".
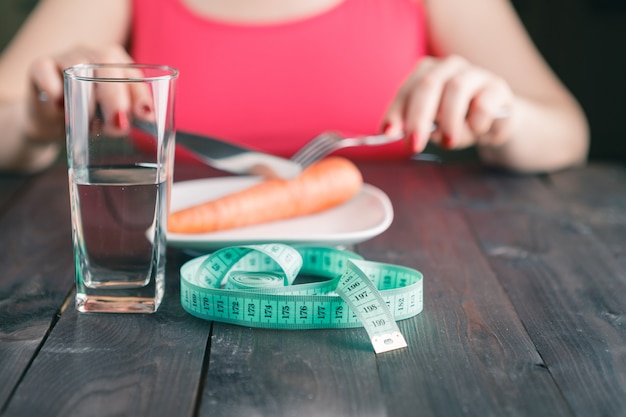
[{"left": 133, "top": 120, "right": 302, "bottom": 179}]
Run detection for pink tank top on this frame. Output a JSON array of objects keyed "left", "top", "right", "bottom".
[{"left": 131, "top": 0, "right": 428, "bottom": 160}]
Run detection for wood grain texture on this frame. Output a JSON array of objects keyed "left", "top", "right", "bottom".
[
  {"left": 446, "top": 163, "right": 626, "bottom": 417},
  {"left": 0, "top": 166, "right": 211, "bottom": 417},
  {"left": 548, "top": 164, "right": 626, "bottom": 271},
  {"left": 200, "top": 324, "right": 385, "bottom": 417},
  {"left": 3, "top": 250, "right": 212, "bottom": 417},
  {"left": 356, "top": 161, "right": 572, "bottom": 417},
  {"left": 1, "top": 161, "right": 624, "bottom": 417},
  {"left": 0, "top": 166, "right": 73, "bottom": 410}
]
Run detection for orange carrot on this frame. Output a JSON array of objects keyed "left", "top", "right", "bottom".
[{"left": 168, "top": 156, "right": 363, "bottom": 234}]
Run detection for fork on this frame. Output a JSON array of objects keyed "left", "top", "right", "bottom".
[
  {"left": 291, "top": 131, "right": 404, "bottom": 167},
  {"left": 291, "top": 109, "right": 510, "bottom": 167}
]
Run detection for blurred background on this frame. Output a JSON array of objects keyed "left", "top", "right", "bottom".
[{"left": 1, "top": 0, "right": 624, "bottom": 163}]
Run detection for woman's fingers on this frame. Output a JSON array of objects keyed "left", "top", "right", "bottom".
[
  {"left": 436, "top": 65, "right": 493, "bottom": 148},
  {"left": 382, "top": 55, "right": 515, "bottom": 152},
  {"left": 27, "top": 45, "right": 140, "bottom": 140},
  {"left": 77, "top": 45, "right": 135, "bottom": 135},
  {"left": 29, "top": 57, "right": 64, "bottom": 108},
  {"left": 127, "top": 66, "right": 156, "bottom": 123},
  {"left": 465, "top": 79, "right": 514, "bottom": 147},
  {"left": 407, "top": 56, "right": 468, "bottom": 152},
  {"left": 95, "top": 63, "right": 158, "bottom": 136},
  {"left": 26, "top": 57, "right": 67, "bottom": 142}
]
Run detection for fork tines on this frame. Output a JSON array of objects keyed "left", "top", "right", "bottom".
[{"left": 291, "top": 132, "right": 343, "bottom": 167}]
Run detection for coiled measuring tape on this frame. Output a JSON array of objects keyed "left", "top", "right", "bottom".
[{"left": 179, "top": 244, "right": 423, "bottom": 354}]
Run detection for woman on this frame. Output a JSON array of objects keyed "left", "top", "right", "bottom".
[{"left": 0, "top": 0, "right": 588, "bottom": 173}]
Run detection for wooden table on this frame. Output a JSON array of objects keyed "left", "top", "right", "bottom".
[{"left": 1, "top": 159, "right": 625, "bottom": 417}]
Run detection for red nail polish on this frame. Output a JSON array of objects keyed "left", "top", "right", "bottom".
[
  {"left": 114, "top": 111, "right": 129, "bottom": 130},
  {"left": 381, "top": 121, "right": 391, "bottom": 135},
  {"left": 411, "top": 131, "right": 420, "bottom": 152},
  {"left": 442, "top": 135, "right": 453, "bottom": 150}
]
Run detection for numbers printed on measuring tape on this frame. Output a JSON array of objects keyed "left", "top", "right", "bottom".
[
  {"left": 179, "top": 244, "right": 423, "bottom": 354},
  {"left": 335, "top": 259, "right": 409, "bottom": 353}
]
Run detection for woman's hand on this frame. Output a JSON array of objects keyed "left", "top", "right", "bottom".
[
  {"left": 382, "top": 54, "right": 515, "bottom": 153},
  {"left": 25, "top": 44, "right": 139, "bottom": 145}
]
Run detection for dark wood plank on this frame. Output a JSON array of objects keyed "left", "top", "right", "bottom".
[
  {"left": 547, "top": 163, "right": 626, "bottom": 270},
  {"left": 446, "top": 163, "right": 626, "bottom": 417},
  {"left": 356, "top": 161, "right": 572, "bottom": 417},
  {"left": 199, "top": 324, "right": 385, "bottom": 417},
  {"left": 4, "top": 160, "right": 621, "bottom": 416},
  {"left": 3, "top": 249, "right": 211, "bottom": 417},
  {"left": 0, "top": 166, "right": 211, "bottom": 417},
  {"left": 0, "top": 166, "right": 74, "bottom": 411}
]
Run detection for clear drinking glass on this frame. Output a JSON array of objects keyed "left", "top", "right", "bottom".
[{"left": 64, "top": 63, "right": 178, "bottom": 313}]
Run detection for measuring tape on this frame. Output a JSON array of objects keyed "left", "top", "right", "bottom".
[{"left": 179, "top": 244, "right": 423, "bottom": 354}]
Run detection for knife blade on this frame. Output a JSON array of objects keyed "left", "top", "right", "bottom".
[{"left": 133, "top": 120, "right": 302, "bottom": 179}]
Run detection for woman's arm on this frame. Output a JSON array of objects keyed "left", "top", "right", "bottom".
[{"left": 0, "top": 0, "right": 132, "bottom": 173}]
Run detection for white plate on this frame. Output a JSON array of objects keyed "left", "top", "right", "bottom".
[{"left": 167, "top": 176, "right": 394, "bottom": 251}]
